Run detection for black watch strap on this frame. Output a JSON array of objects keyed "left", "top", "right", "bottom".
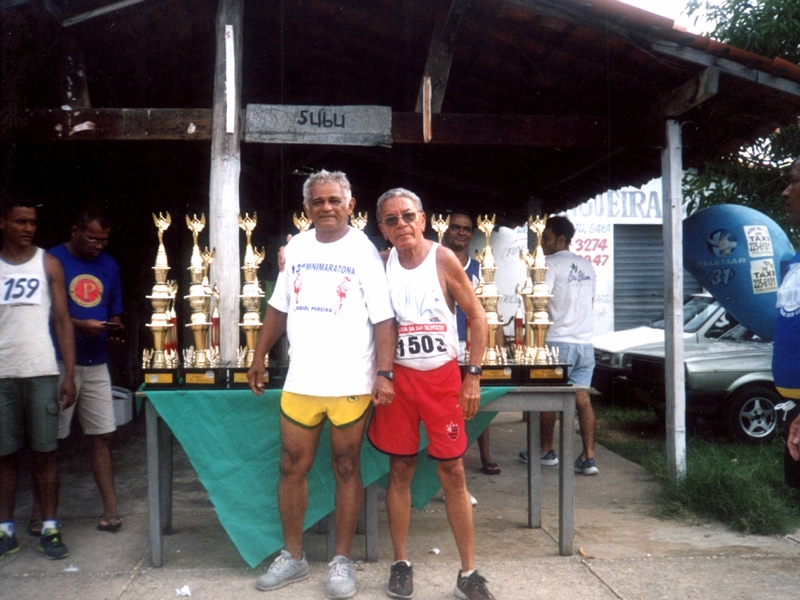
[
  {"left": 466, "top": 365, "right": 482, "bottom": 375},
  {"left": 377, "top": 370, "right": 395, "bottom": 381}
]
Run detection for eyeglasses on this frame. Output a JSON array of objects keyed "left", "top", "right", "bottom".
[
  {"left": 80, "top": 231, "right": 109, "bottom": 247},
  {"left": 381, "top": 212, "right": 418, "bottom": 228}
]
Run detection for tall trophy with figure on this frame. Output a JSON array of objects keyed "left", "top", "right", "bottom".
[{"left": 143, "top": 212, "right": 179, "bottom": 386}]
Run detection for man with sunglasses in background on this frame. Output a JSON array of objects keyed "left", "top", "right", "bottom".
[
  {"left": 369, "top": 189, "right": 495, "bottom": 600},
  {"left": 41, "top": 208, "right": 124, "bottom": 535},
  {"left": 442, "top": 211, "right": 499, "bottom": 477}
]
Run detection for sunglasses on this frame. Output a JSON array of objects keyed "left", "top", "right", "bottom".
[
  {"left": 381, "top": 211, "right": 418, "bottom": 228},
  {"left": 80, "top": 231, "right": 109, "bottom": 247}
]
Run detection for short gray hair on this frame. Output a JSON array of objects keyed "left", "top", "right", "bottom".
[
  {"left": 302, "top": 170, "right": 352, "bottom": 207},
  {"left": 376, "top": 188, "right": 423, "bottom": 221}
]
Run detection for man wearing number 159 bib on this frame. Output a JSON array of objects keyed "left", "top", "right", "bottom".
[
  {"left": 368, "top": 188, "right": 496, "bottom": 600},
  {"left": 0, "top": 197, "right": 76, "bottom": 561}
]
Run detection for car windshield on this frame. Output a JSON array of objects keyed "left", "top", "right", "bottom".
[
  {"left": 718, "top": 324, "right": 769, "bottom": 343},
  {"left": 649, "top": 295, "right": 719, "bottom": 333}
]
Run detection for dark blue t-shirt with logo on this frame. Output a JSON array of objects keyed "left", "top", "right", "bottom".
[{"left": 48, "top": 243, "right": 123, "bottom": 366}]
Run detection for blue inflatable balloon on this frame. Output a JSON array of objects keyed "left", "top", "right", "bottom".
[{"left": 683, "top": 204, "right": 795, "bottom": 341}]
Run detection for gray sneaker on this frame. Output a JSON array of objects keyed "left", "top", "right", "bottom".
[
  {"left": 540, "top": 450, "right": 559, "bottom": 466},
  {"left": 327, "top": 555, "right": 356, "bottom": 599},
  {"left": 574, "top": 455, "right": 599, "bottom": 476},
  {"left": 256, "top": 549, "right": 310, "bottom": 591}
]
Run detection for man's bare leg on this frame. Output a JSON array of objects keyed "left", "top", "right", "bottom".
[
  {"left": 386, "top": 455, "right": 416, "bottom": 562},
  {"left": 329, "top": 413, "right": 368, "bottom": 558},
  {"left": 439, "top": 457, "right": 474, "bottom": 571},
  {"left": 32, "top": 451, "right": 59, "bottom": 521},
  {"left": 0, "top": 452, "right": 20, "bottom": 523},
  {"left": 278, "top": 416, "right": 323, "bottom": 559},
  {"left": 575, "top": 390, "right": 596, "bottom": 459},
  {"left": 90, "top": 433, "right": 118, "bottom": 525}
]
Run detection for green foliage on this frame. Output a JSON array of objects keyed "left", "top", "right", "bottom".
[
  {"left": 680, "top": 1, "right": 800, "bottom": 244},
  {"left": 595, "top": 406, "right": 800, "bottom": 535},
  {"left": 686, "top": 0, "right": 800, "bottom": 62},
  {"left": 652, "top": 438, "right": 800, "bottom": 535}
]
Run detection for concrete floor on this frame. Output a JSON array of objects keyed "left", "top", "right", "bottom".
[{"left": 2, "top": 411, "right": 800, "bottom": 600}]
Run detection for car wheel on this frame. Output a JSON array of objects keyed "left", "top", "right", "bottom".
[{"left": 726, "top": 384, "right": 780, "bottom": 444}]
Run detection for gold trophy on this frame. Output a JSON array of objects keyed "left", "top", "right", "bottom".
[
  {"left": 238, "top": 213, "right": 265, "bottom": 368},
  {"left": 431, "top": 214, "right": 450, "bottom": 244},
  {"left": 521, "top": 216, "right": 553, "bottom": 365},
  {"left": 350, "top": 211, "right": 368, "bottom": 231},
  {"left": 183, "top": 214, "right": 218, "bottom": 374},
  {"left": 473, "top": 215, "right": 504, "bottom": 367},
  {"left": 143, "top": 213, "right": 178, "bottom": 385},
  {"left": 293, "top": 212, "right": 312, "bottom": 233}
]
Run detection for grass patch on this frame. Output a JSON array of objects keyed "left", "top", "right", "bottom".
[{"left": 594, "top": 405, "right": 800, "bottom": 535}]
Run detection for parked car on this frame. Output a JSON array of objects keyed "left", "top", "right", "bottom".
[
  {"left": 622, "top": 324, "right": 784, "bottom": 444},
  {"left": 592, "top": 293, "right": 736, "bottom": 401}
]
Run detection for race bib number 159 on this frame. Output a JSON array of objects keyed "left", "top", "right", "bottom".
[{"left": 1, "top": 274, "right": 43, "bottom": 305}]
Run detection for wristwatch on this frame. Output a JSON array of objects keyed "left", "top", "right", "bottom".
[
  {"left": 466, "top": 365, "right": 483, "bottom": 376},
  {"left": 377, "top": 370, "right": 395, "bottom": 381}
]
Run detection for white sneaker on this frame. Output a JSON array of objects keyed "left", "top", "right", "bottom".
[
  {"left": 327, "top": 555, "right": 356, "bottom": 599},
  {"left": 256, "top": 549, "right": 310, "bottom": 591}
]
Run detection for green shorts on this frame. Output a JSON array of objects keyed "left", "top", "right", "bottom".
[{"left": 0, "top": 376, "right": 60, "bottom": 456}]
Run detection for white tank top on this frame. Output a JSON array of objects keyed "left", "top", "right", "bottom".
[
  {"left": 387, "top": 243, "right": 459, "bottom": 370},
  {"left": 0, "top": 247, "right": 59, "bottom": 378}
]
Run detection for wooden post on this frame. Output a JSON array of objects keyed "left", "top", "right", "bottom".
[
  {"left": 661, "top": 119, "right": 686, "bottom": 482},
  {"left": 209, "top": 0, "right": 243, "bottom": 364}
]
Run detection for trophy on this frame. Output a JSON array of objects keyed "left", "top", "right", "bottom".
[
  {"left": 350, "top": 211, "right": 368, "bottom": 231},
  {"left": 520, "top": 216, "right": 554, "bottom": 365},
  {"left": 431, "top": 214, "right": 450, "bottom": 244},
  {"left": 293, "top": 212, "right": 312, "bottom": 232},
  {"left": 143, "top": 212, "right": 179, "bottom": 386},
  {"left": 183, "top": 214, "right": 219, "bottom": 374},
  {"left": 238, "top": 213, "right": 265, "bottom": 368},
  {"left": 473, "top": 215, "right": 504, "bottom": 366}
]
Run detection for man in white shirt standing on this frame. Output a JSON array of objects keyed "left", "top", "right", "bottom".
[
  {"left": 247, "top": 170, "right": 396, "bottom": 599},
  {"left": 523, "top": 215, "right": 598, "bottom": 475}
]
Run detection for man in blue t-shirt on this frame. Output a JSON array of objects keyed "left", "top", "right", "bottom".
[
  {"left": 778, "top": 160, "right": 800, "bottom": 473},
  {"left": 43, "top": 209, "right": 124, "bottom": 533}
]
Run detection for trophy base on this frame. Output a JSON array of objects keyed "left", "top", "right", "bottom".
[
  {"left": 459, "top": 363, "right": 571, "bottom": 386},
  {"left": 181, "top": 366, "right": 227, "bottom": 388},
  {"left": 227, "top": 365, "right": 288, "bottom": 389},
  {"left": 143, "top": 368, "right": 179, "bottom": 389},
  {"left": 518, "top": 363, "right": 570, "bottom": 386}
]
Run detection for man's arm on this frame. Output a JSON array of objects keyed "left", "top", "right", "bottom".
[
  {"left": 788, "top": 414, "right": 800, "bottom": 461},
  {"left": 247, "top": 305, "right": 288, "bottom": 396},
  {"left": 45, "top": 254, "right": 77, "bottom": 410},
  {"left": 371, "top": 318, "right": 396, "bottom": 406},
  {"left": 437, "top": 246, "right": 488, "bottom": 419}
]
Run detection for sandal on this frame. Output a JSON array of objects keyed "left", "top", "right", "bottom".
[
  {"left": 481, "top": 462, "right": 501, "bottom": 475},
  {"left": 97, "top": 515, "right": 122, "bottom": 532},
  {"left": 28, "top": 518, "right": 42, "bottom": 537}
]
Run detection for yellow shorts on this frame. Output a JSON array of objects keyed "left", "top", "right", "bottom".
[{"left": 280, "top": 391, "right": 371, "bottom": 429}]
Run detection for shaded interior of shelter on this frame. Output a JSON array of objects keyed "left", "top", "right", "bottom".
[{"left": 3, "top": 0, "right": 800, "bottom": 386}]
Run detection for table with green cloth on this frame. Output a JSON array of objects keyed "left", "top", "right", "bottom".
[{"left": 142, "top": 385, "right": 578, "bottom": 568}]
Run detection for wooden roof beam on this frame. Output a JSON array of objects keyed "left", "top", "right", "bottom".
[
  {"left": 2, "top": 109, "right": 664, "bottom": 148},
  {"left": 414, "top": 0, "right": 471, "bottom": 113},
  {"left": 653, "top": 67, "right": 719, "bottom": 119},
  {"left": 649, "top": 40, "right": 800, "bottom": 99}
]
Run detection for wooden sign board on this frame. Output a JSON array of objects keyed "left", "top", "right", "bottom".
[{"left": 245, "top": 104, "right": 392, "bottom": 146}]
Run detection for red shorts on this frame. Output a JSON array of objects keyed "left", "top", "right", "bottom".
[{"left": 367, "top": 360, "right": 466, "bottom": 460}]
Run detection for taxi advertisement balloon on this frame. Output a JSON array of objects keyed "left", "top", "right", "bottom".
[{"left": 683, "top": 204, "right": 794, "bottom": 341}]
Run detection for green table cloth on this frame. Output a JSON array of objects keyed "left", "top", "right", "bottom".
[{"left": 145, "top": 387, "right": 511, "bottom": 568}]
